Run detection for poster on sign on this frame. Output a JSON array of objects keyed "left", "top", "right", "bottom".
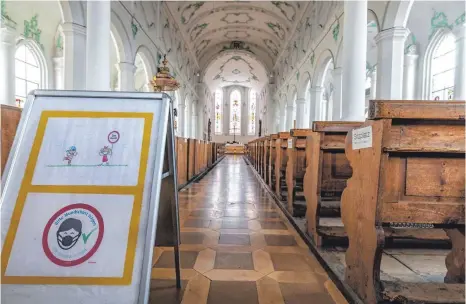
[{"left": 0, "top": 90, "right": 179, "bottom": 304}]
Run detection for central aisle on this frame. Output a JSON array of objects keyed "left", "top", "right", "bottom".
[{"left": 150, "top": 155, "right": 348, "bottom": 304}]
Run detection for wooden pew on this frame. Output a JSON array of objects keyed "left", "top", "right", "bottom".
[
  {"left": 341, "top": 100, "right": 465, "bottom": 304},
  {"left": 303, "top": 122, "right": 363, "bottom": 246},
  {"left": 1, "top": 105, "right": 22, "bottom": 176},
  {"left": 268, "top": 134, "right": 278, "bottom": 190},
  {"left": 187, "top": 139, "right": 196, "bottom": 180},
  {"left": 176, "top": 137, "right": 188, "bottom": 186},
  {"left": 257, "top": 138, "right": 262, "bottom": 175},
  {"left": 286, "top": 129, "right": 313, "bottom": 216},
  {"left": 263, "top": 136, "right": 270, "bottom": 185},
  {"left": 275, "top": 132, "right": 290, "bottom": 200}
]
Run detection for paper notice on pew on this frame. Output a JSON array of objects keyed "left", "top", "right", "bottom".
[
  {"left": 352, "top": 126, "right": 372, "bottom": 150},
  {"left": 287, "top": 138, "right": 293, "bottom": 149}
]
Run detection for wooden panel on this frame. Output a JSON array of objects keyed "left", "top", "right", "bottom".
[
  {"left": 369, "top": 100, "right": 466, "bottom": 120},
  {"left": 313, "top": 121, "right": 363, "bottom": 133},
  {"left": 381, "top": 201, "right": 465, "bottom": 224},
  {"left": 331, "top": 153, "right": 352, "bottom": 179},
  {"left": 386, "top": 124, "right": 465, "bottom": 153},
  {"left": 321, "top": 133, "right": 346, "bottom": 150},
  {"left": 290, "top": 129, "right": 313, "bottom": 137},
  {"left": 187, "top": 139, "right": 196, "bottom": 179},
  {"left": 1, "top": 105, "right": 22, "bottom": 176},
  {"left": 405, "top": 158, "right": 465, "bottom": 198}
]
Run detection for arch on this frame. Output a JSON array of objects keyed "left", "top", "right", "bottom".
[
  {"left": 312, "top": 49, "right": 335, "bottom": 87},
  {"left": 134, "top": 45, "right": 156, "bottom": 79},
  {"left": 287, "top": 85, "right": 298, "bottom": 106},
  {"left": 382, "top": 0, "right": 414, "bottom": 30},
  {"left": 421, "top": 28, "right": 456, "bottom": 100},
  {"left": 58, "top": 0, "right": 86, "bottom": 25},
  {"left": 111, "top": 11, "right": 133, "bottom": 63},
  {"left": 15, "top": 38, "right": 49, "bottom": 91}
]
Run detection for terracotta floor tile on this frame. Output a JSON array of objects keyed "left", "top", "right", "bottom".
[
  {"left": 207, "top": 281, "right": 259, "bottom": 304},
  {"left": 222, "top": 220, "right": 250, "bottom": 229},
  {"left": 183, "top": 219, "right": 211, "bottom": 228},
  {"left": 264, "top": 234, "right": 298, "bottom": 247},
  {"left": 149, "top": 279, "right": 187, "bottom": 304},
  {"left": 181, "top": 232, "right": 205, "bottom": 245},
  {"left": 279, "top": 282, "right": 335, "bottom": 304},
  {"left": 219, "top": 233, "right": 251, "bottom": 245},
  {"left": 214, "top": 252, "right": 255, "bottom": 270},
  {"left": 269, "top": 253, "right": 312, "bottom": 272},
  {"left": 154, "top": 251, "right": 199, "bottom": 269},
  {"left": 259, "top": 221, "right": 288, "bottom": 230}
]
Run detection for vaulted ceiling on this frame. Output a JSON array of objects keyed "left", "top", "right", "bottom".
[{"left": 166, "top": 1, "right": 305, "bottom": 90}]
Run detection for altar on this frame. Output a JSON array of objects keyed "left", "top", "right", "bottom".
[{"left": 225, "top": 143, "right": 245, "bottom": 154}]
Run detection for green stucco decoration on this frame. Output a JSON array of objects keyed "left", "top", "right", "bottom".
[
  {"left": 180, "top": 2, "right": 204, "bottom": 24},
  {"left": 56, "top": 34, "right": 63, "bottom": 51},
  {"left": 1, "top": 0, "right": 16, "bottom": 29},
  {"left": 191, "top": 23, "right": 208, "bottom": 41},
  {"left": 404, "top": 33, "right": 417, "bottom": 54},
  {"left": 266, "top": 22, "right": 285, "bottom": 40},
  {"left": 296, "top": 71, "right": 300, "bottom": 81},
  {"left": 332, "top": 19, "right": 340, "bottom": 42},
  {"left": 24, "top": 14, "right": 43, "bottom": 48},
  {"left": 131, "top": 18, "right": 138, "bottom": 39},
  {"left": 310, "top": 51, "right": 315, "bottom": 66}
]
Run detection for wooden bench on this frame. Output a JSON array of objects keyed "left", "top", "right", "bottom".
[
  {"left": 303, "top": 122, "right": 363, "bottom": 246},
  {"left": 176, "top": 137, "right": 189, "bottom": 186},
  {"left": 275, "top": 132, "right": 290, "bottom": 200},
  {"left": 341, "top": 100, "right": 465, "bottom": 304},
  {"left": 263, "top": 136, "right": 271, "bottom": 185},
  {"left": 258, "top": 137, "right": 264, "bottom": 176},
  {"left": 187, "top": 139, "right": 196, "bottom": 180},
  {"left": 286, "top": 129, "right": 313, "bottom": 216},
  {"left": 1, "top": 105, "right": 22, "bottom": 177},
  {"left": 268, "top": 134, "right": 279, "bottom": 191}
]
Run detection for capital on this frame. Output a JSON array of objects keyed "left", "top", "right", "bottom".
[
  {"left": 452, "top": 22, "right": 466, "bottom": 40},
  {"left": 116, "top": 62, "right": 137, "bottom": 73},
  {"left": 375, "top": 27, "right": 410, "bottom": 44},
  {"left": 0, "top": 26, "right": 16, "bottom": 44},
  {"left": 61, "top": 22, "right": 86, "bottom": 37},
  {"left": 295, "top": 97, "right": 306, "bottom": 104}
]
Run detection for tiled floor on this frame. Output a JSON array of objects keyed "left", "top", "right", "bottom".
[{"left": 150, "top": 155, "right": 348, "bottom": 304}]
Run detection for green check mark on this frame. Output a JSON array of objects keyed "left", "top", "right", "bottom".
[{"left": 82, "top": 228, "right": 97, "bottom": 244}]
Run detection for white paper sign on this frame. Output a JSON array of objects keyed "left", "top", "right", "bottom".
[
  {"left": 352, "top": 126, "right": 373, "bottom": 150},
  {"left": 1, "top": 91, "right": 170, "bottom": 304},
  {"left": 287, "top": 138, "right": 293, "bottom": 149}
]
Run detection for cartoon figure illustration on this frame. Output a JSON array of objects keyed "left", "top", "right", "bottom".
[
  {"left": 57, "top": 218, "right": 82, "bottom": 250},
  {"left": 63, "top": 146, "right": 78, "bottom": 165},
  {"left": 99, "top": 146, "right": 113, "bottom": 165}
]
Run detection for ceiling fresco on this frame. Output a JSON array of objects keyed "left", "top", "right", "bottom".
[
  {"left": 166, "top": 1, "right": 305, "bottom": 90},
  {"left": 203, "top": 53, "right": 268, "bottom": 91}
]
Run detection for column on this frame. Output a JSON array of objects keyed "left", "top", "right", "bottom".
[
  {"left": 286, "top": 104, "right": 294, "bottom": 130},
  {"left": 403, "top": 46, "right": 418, "bottom": 100},
  {"left": 295, "top": 97, "right": 306, "bottom": 128},
  {"left": 309, "top": 86, "right": 323, "bottom": 124},
  {"left": 86, "top": 1, "right": 111, "bottom": 90},
  {"left": 342, "top": 0, "right": 367, "bottom": 121},
  {"left": 331, "top": 68, "right": 343, "bottom": 121},
  {"left": 370, "top": 69, "right": 377, "bottom": 100},
  {"left": 178, "top": 103, "right": 186, "bottom": 137},
  {"left": 191, "top": 101, "right": 197, "bottom": 139},
  {"left": 280, "top": 111, "right": 286, "bottom": 131},
  {"left": 117, "top": 62, "right": 136, "bottom": 91},
  {"left": 374, "top": 27, "right": 410, "bottom": 99},
  {"left": 453, "top": 23, "right": 466, "bottom": 100},
  {"left": 61, "top": 22, "right": 86, "bottom": 90},
  {"left": 0, "top": 26, "right": 16, "bottom": 105},
  {"left": 53, "top": 57, "right": 64, "bottom": 90}
]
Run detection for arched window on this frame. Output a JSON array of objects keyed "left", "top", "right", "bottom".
[
  {"left": 431, "top": 33, "right": 456, "bottom": 100},
  {"left": 215, "top": 89, "right": 223, "bottom": 135},
  {"left": 134, "top": 53, "right": 150, "bottom": 92},
  {"left": 229, "top": 89, "right": 241, "bottom": 135},
  {"left": 248, "top": 90, "right": 256, "bottom": 135},
  {"left": 321, "top": 59, "right": 334, "bottom": 121},
  {"left": 15, "top": 42, "right": 46, "bottom": 107}
]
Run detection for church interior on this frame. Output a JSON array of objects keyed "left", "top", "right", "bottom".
[{"left": 1, "top": 1, "right": 465, "bottom": 303}]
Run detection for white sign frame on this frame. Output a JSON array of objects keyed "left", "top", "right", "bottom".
[
  {"left": 352, "top": 126, "right": 373, "bottom": 150},
  {"left": 1, "top": 90, "right": 178, "bottom": 304}
]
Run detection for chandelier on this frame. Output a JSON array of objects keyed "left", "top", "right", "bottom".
[{"left": 150, "top": 54, "right": 180, "bottom": 92}]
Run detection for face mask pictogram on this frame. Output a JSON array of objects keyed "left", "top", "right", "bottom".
[{"left": 56, "top": 218, "right": 82, "bottom": 250}]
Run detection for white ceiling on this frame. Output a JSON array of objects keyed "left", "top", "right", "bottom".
[{"left": 166, "top": 1, "right": 304, "bottom": 90}]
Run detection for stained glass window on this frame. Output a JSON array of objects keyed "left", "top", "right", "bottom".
[
  {"left": 431, "top": 33, "right": 456, "bottom": 100},
  {"left": 229, "top": 90, "right": 241, "bottom": 135},
  {"left": 248, "top": 90, "right": 256, "bottom": 135},
  {"left": 215, "top": 89, "right": 223, "bottom": 134}
]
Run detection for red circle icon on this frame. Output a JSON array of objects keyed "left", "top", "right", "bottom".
[
  {"left": 42, "top": 204, "right": 104, "bottom": 267},
  {"left": 108, "top": 131, "right": 120, "bottom": 144}
]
